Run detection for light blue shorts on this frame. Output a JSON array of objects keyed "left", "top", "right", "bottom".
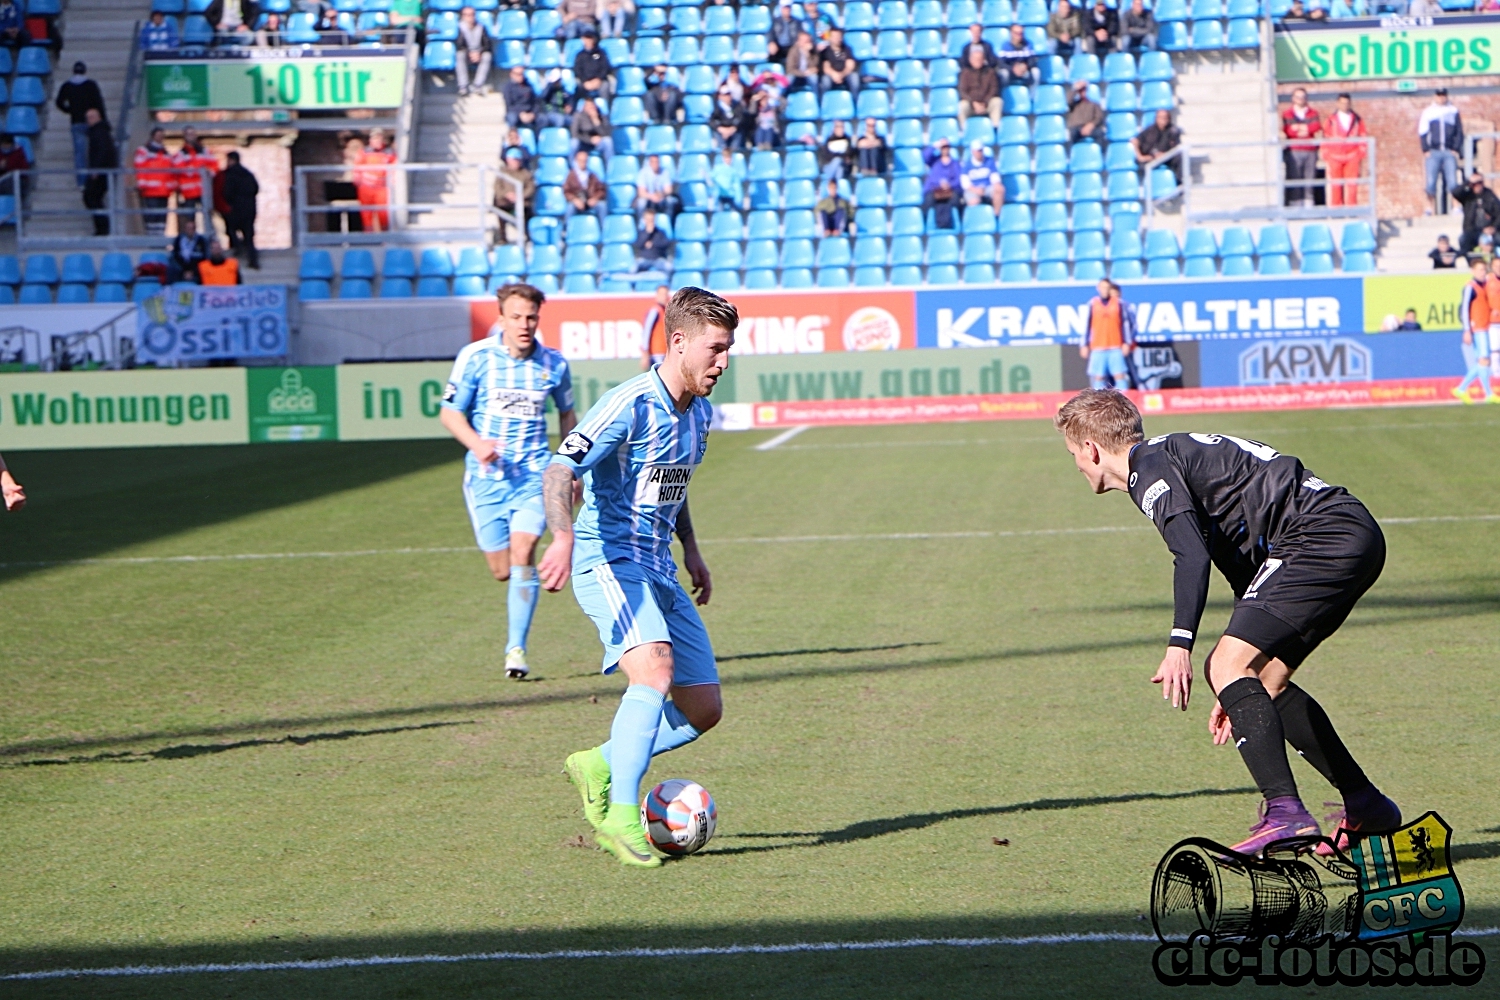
[
  {"left": 1087, "top": 347, "right": 1130, "bottom": 380},
  {"left": 462, "top": 471, "right": 546, "bottom": 553},
  {"left": 1481, "top": 326, "right": 1496, "bottom": 357},
  {"left": 571, "top": 559, "right": 719, "bottom": 686}
]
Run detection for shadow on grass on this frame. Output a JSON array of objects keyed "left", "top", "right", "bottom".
[
  {"left": 4, "top": 721, "right": 472, "bottom": 768},
  {"left": 3, "top": 908, "right": 1497, "bottom": 1000},
  {"left": 1453, "top": 841, "right": 1500, "bottom": 863},
  {"left": 718, "top": 642, "right": 939, "bottom": 662},
  {"left": 0, "top": 440, "right": 461, "bottom": 576},
  {"left": 703, "top": 787, "right": 1258, "bottom": 856},
  {"left": 0, "top": 636, "right": 1160, "bottom": 762}
]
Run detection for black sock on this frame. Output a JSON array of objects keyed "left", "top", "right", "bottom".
[
  {"left": 1274, "top": 683, "right": 1374, "bottom": 798},
  {"left": 1218, "top": 677, "right": 1299, "bottom": 801}
]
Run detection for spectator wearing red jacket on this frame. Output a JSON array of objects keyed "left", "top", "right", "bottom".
[
  {"left": 172, "top": 126, "right": 218, "bottom": 221},
  {"left": 1323, "top": 93, "right": 1368, "bottom": 207},
  {"left": 134, "top": 127, "right": 176, "bottom": 235},
  {"left": 1281, "top": 87, "right": 1321, "bottom": 208}
]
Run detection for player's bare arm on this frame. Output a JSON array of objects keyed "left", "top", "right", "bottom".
[
  {"left": 0, "top": 454, "right": 24, "bottom": 512},
  {"left": 438, "top": 407, "right": 499, "bottom": 467},
  {"left": 676, "top": 501, "right": 711, "bottom": 606},
  {"left": 538, "top": 463, "right": 576, "bottom": 591}
]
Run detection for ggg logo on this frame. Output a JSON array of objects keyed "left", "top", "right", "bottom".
[
  {"left": 1150, "top": 812, "right": 1484, "bottom": 987},
  {"left": 1239, "top": 338, "right": 1372, "bottom": 386}
]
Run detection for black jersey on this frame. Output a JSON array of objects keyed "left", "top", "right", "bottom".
[{"left": 1127, "top": 432, "right": 1362, "bottom": 650}]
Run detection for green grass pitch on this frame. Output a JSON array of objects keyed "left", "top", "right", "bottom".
[{"left": 1, "top": 405, "right": 1498, "bottom": 999}]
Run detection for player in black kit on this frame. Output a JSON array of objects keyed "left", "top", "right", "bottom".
[{"left": 1053, "top": 389, "right": 1400, "bottom": 856}]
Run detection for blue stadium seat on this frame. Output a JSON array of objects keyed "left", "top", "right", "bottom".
[
  {"left": 855, "top": 177, "right": 890, "bottom": 209},
  {"left": 492, "top": 245, "right": 526, "bottom": 275},
  {"left": 1032, "top": 261, "right": 1065, "bottom": 281},
  {"left": 1034, "top": 173, "right": 1067, "bottom": 203},
  {"left": 964, "top": 117, "right": 996, "bottom": 146},
  {"left": 383, "top": 248, "right": 417, "bottom": 278},
  {"left": 1033, "top": 85, "right": 1068, "bottom": 116},
  {"left": 1140, "top": 81, "right": 1175, "bottom": 111},
  {"left": 1299, "top": 223, "right": 1335, "bottom": 254},
  {"left": 1069, "top": 142, "right": 1104, "bottom": 173},
  {"left": 893, "top": 86, "right": 925, "bottom": 118},
  {"left": 1144, "top": 257, "right": 1179, "bottom": 279},
  {"left": 821, "top": 90, "right": 856, "bottom": 121},
  {"left": 634, "top": 36, "right": 666, "bottom": 64},
  {"left": 416, "top": 277, "right": 450, "bottom": 297},
  {"left": 855, "top": 265, "right": 887, "bottom": 286},
  {"left": 59, "top": 253, "right": 96, "bottom": 284},
  {"left": 981, "top": 0, "right": 1014, "bottom": 24},
  {"left": 962, "top": 233, "right": 996, "bottom": 264},
  {"left": 744, "top": 268, "right": 778, "bottom": 289},
  {"left": 1110, "top": 258, "right": 1144, "bottom": 280},
  {"left": 785, "top": 150, "right": 820, "bottom": 181},
  {"left": 926, "top": 264, "right": 959, "bottom": 284},
  {"left": 845, "top": 0, "right": 876, "bottom": 28},
  {"left": 1191, "top": 20, "right": 1225, "bottom": 49},
  {"left": 1104, "top": 83, "right": 1138, "bottom": 113},
  {"left": 1301, "top": 252, "right": 1334, "bottom": 274},
  {"left": 9, "top": 77, "right": 45, "bottom": 106},
  {"left": 1002, "top": 173, "right": 1033, "bottom": 204},
  {"left": 780, "top": 239, "right": 814, "bottom": 269},
  {"left": 55, "top": 283, "right": 89, "bottom": 303},
  {"left": 1258, "top": 254, "right": 1292, "bottom": 276},
  {"left": 419, "top": 248, "right": 455, "bottom": 278},
  {"left": 708, "top": 241, "right": 743, "bottom": 270},
  {"left": 1033, "top": 116, "right": 1068, "bottom": 145},
  {"left": 781, "top": 268, "right": 814, "bottom": 289},
  {"left": 23, "top": 255, "right": 57, "bottom": 285},
  {"left": 1071, "top": 171, "right": 1104, "bottom": 202},
  {"left": 855, "top": 207, "right": 889, "bottom": 234},
  {"left": 997, "top": 262, "right": 1028, "bottom": 282},
  {"left": 1342, "top": 251, "right": 1375, "bottom": 273},
  {"left": 1220, "top": 226, "right": 1255, "bottom": 257},
  {"left": 3, "top": 107, "right": 39, "bottom": 136},
  {"left": 876, "top": 30, "right": 908, "bottom": 58},
  {"left": 1109, "top": 227, "right": 1143, "bottom": 260},
  {"left": 562, "top": 274, "right": 596, "bottom": 293},
  {"left": 379, "top": 278, "right": 413, "bottom": 298},
  {"left": 666, "top": 36, "right": 700, "bottom": 64},
  {"left": 1183, "top": 228, "right": 1218, "bottom": 258},
  {"left": 453, "top": 275, "right": 486, "bottom": 295},
  {"left": 706, "top": 269, "right": 740, "bottom": 291},
  {"left": 854, "top": 236, "right": 888, "bottom": 266},
  {"left": 738, "top": 4, "right": 770, "bottom": 31},
  {"left": 528, "top": 216, "right": 561, "bottom": 246},
  {"left": 130, "top": 282, "right": 161, "bottom": 303},
  {"left": 530, "top": 274, "right": 560, "bottom": 294},
  {"left": 997, "top": 145, "right": 1031, "bottom": 176},
  {"left": 1256, "top": 224, "right": 1293, "bottom": 256},
  {"left": 1101, "top": 52, "right": 1136, "bottom": 84},
  {"left": 743, "top": 211, "right": 777, "bottom": 240},
  {"left": 962, "top": 204, "right": 997, "bottom": 235},
  {"left": 959, "top": 263, "right": 993, "bottom": 284},
  {"left": 1030, "top": 231, "right": 1064, "bottom": 262},
  {"left": 1191, "top": 0, "right": 1225, "bottom": 15},
  {"left": 892, "top": 207, "right": 925, "bottom": 236},
  {"left": 1149, "top": 167, "right": 1179, "bottom": 199},
  {"left": 1226, "top": 18, "right": 1260, "bottom": 48},
  {"left": 745, "top": 240, "right": 778, "bottom": 269},
  {"left": 99, "top": 252, "right": 135, "bottom": 284},
  {"left": 912, "top": 29, "right": 944, "bottom": 58},
  {"left": 857, "top": 89, "right": 891, "bottom": 119},
  {"left": 673, "top": 213, "right": 708, "bottom": 241},
  {"left": 786, "top": 91, "right": 819, "bottom": 122},
  {"left": 1106, "top": 113, "right": 1139, "bottom": 142},
  {"left": 95, "top": 282, "right": 128, "bottom": 302},
  {"left": 675, "top": 242, "right": 708, "bottom": 270},
  {"left": 1144, "top": 229, "right": 1180, "bottom": 260},
  {"left": 1221, "top": 254, "right": 1254, "bottom": 276},
  {"left": 1034, "top": 203, "right": 1068, "bottom": 233},
  {"left": 997, "top": 116, "right": 1030, "bottom": 146},
  {"left": 816, "top": 267, "right": 850, "bottom": 288},
  {"left": 1069, "top": 53, "right": 1101, "bottom": 85},
  {"left": 708, "top": 212, "right": 742, "bottom": 242},
  {"left": 299, "top": 250, "right": 335, "bottom": 282},
  {"left": 538, "top": 127, "right": 571, "bottom": 158},
  {"left": 1139, "top": 51, "right": 1175, "bottom": 82},
  {"left": 669, "top": 5, "right": 701, "bottom": 32},
  {"left": 878, "top": 0, "right": 911, "bottom": 28},
  {"left": 599, "top": 243, "right": 636, "bottom": 273},
  {"left": 1159, "top": 21, "right": 1190, "bottom": 50},
  {"left": 925, "top": 233, "right": 959, "bottom": 265},
  {"left": 1073, "top": 231, "right": 1106, "bottom": 261},
  {"left": 1228, "top": 0, "right": 1261, "bottom": 13},
  {"left": 891, "top": 264, "right": 923, "bottom": 284},
  {"left": 339, "top": 249, "right": 375, "bottom": 280},
  {"left": 1184, "top": 256, "right": 1217, "bottom": 278},
  {"left": 1340, "top": 221, "right": 1376, "bottom": 253}
]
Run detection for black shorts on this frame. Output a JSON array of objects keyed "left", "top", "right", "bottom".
[{"left": 1222, "top": 502, "right": 1385, "bottom": 670}]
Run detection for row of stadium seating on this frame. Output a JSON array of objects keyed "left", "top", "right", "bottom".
[{"left": 0, "top": 48, "right": 56, "bottom": 137}]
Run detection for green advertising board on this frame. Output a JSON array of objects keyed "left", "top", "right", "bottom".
[
  {"left": 247, "top": 367, "right": 339, "bottom": 442},
  {"left": 712, "top": 346, "right": 1060, "bottom": 404},
  {"left": 1276, "top": 20, "right": 1499, "bottom": 83},
  {"left": 0, "top": 369, "right": 247, "bottom": 449},
  {"left": 145, "top": 52, "right": 407, "bottom": 111}
]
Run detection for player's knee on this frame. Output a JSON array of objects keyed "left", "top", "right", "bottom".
[
  {"left": 684, "top": 699, "right": 722, "bottom": 732},
  {"left": 490, "top": 564, "right": 511, "bottom": 582}
]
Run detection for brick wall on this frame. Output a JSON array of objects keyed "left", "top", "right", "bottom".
[{"left": 1277, "top": 78, "right": 1500, "bottom": 219}]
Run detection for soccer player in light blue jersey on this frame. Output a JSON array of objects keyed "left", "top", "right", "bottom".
[
  {"left": 439, "top": 283, "right": 576, "bottom": 680},
  {"left": 539, "top": 286, "right": 738, "bottom": 868}
]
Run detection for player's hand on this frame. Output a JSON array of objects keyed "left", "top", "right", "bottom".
[
  {"left": 1151, "top": 646, "right": 1193, "bottom": 711},
  {"left": 1463, "top": 330, "right": 1473, "bottom": 345},
  {"left": 1209, "top": 700, "right": 1234, "bottom": 745},
  {"left": 1, "top": 473, "right": 23, "bottom": 513},
  {"left": 538, "top": 532, "right": 573, "bottom": 592},
  {"left": 470, "top": 439, "right": 500, "bottom": 468},
  {"left": 1079, "top": 345, "right": 1090, "bottom": 359},
  {"left": 1123, "top": 342, "right": 1134, "bottom": 355},
  {"left": 683, "top": 548, "right": 712, "bottom": 606}
]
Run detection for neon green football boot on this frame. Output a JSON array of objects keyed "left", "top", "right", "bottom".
[
  {"left": 563, "top": 747, "right": 611, "bottom": 831},
  {"left": 594, "top": 802, "right": 662, "bottom": 868}
]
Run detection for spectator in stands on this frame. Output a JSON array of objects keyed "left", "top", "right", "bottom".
[
  {"left": 220, "top": 150, "right": 260, "bottom": 268},
  {"left": 204, "top": 0, "right": 260, "bottom": 44},
  {"left": 710, "top": 87, "right": 749, "bottom": 150},
  {"left": 644, "top": 65, "right": 681, "bottom": 125},
  {"left": 135, "top": 127, "right": 176, "bottom": 237},
  {"left": 254, "top": 13, "right": 285, "bottom": 45},
  {"left": 958, "top": 46, "right": 1002, "bottom": 129},
  {"left": 83, "top": 109, "right": 115, "bottom": 235},
  {"left": 1132, "top": 109, "right": 1182, "bottom": 183},
  {"left": 711, "top": 144, "right": 746, "bottom": 210},
  {"left": 538, "top": 70, "right": 574, "bottom": 127},
  {"left": 573, "top": 30, "right": 613, "bottom": 101},
  {"left": 494, "top": 147, "right": 534, "bottom": 239},
  {"left": 816, "top": 179, "right": 851, "bottom": 236},
  {"left": 960, "top": 140, "right": 1004, "bottom": 213},
  {"left": 1322, "top": 92, "right": 1367, "bottom": 206},
  {"left": 997, "top": 24, "right": 1039, "bottom": 88},
  {"left": 314, "top": 5, "right": 349, "bottom": 44},
  {"left": 1046, "top": 0, "right": 1083, "bottom": 60},
  {"left": 767, "top": 0, "right": 802, "bottom": 64},
  {"left": 350, "top": 129, "right": 394, "bottom": 232},
  {"left": 1119, "top": 0, "right": 1157, "bottom": 51},
  {"left": 1395, "top": 309, "right": 1422, "bottom": 331},
  {"left": 635, "top": 153, "right": 679, "bottom": 217},
  {"left": 1407, "top": 0, "right": 1441, "bottom": 14},
  {"left": 387, "top": 0, "right": 422, "bottom": 36},
  {"left": 1281, "top": 0, "right": 1328, "bottom": 20},
  {"left": 922, "top": 136, "right": 962, "bottom": 230},
  {"left": 173, "top": 126, "right": 217, "bottom": 220},
  {"left": 570, "top": 96, "right": 614, "bottom": 162},
  {"left": 1084, "top": 0, "right": 1118, "bottom": 53},
  {"left": 1281, "top": 86, "right": 1321, "bottom": 208},
  {"left": 167, "top": 215, "right": 210, "bottom": 284},
  {"left": 503, "top": 66, "right": 541, "bottom": 129},
  {"left": 57, "top": 63, "right": 106, "bottom": 191},
  {"left": 1420, "top": 88, "right": 1463, "bottom": 215},
  {"left": 819, "top": 119, "right": 855, "bottom": 179},
  {"left": 0, "top": 0, "right": 29, "bottom": 49},
  {"left": 857, "top": 117, "right": 888, "bottom": 176},
  {"left": 597, "top": 0, "right": 632, "bottom": 37},
  {"left": 803, "top": 0, "right": 836, "bottom": 43},
  {"left": 0, "top": 133, "right": 30, "bottom": 198},
  {"left": 965, "top": 23, "right": 998, "bottom": 67},
  {"left": 558, "top": 0, "right": 597, "bottom": 39},
  {"left": 454, "top": 7, "right": 493, "bottom": 97},
  {"left": 198, "top": 240, "right": 241, "bottom": 285},
  {"left": 1454, "top": 172, "right": 1500, "bottom": 253},
  {"left": 563, "top": 147, "right": 607, "bottom": 224},
  {"left": 819, "top": 28, "right": 859, "bottom": 99},
  {"left": 139, "top": 10, "right": 179, "bottom": 50},
  {"left": 1327, "top": 0, "right": 1368, "bottom": 16},
  {"left": 632, "top": 208, "right": 672, "bottom": 273},
  {"left": 1429, "top": 234, "right": 1459, "bottom": 268},
  {"left": 1066, "top": 79, "right": 1105, "bottom": 144},
  {"left": 786, "top": 31, "right": 820, "bottom": 94},
  {"left": 751, "top": 84, "right": 785, "bottom": 149}
]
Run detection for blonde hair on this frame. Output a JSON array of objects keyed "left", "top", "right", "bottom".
[
  {"left": 666, "top": 286, "right": 739, "bottom": 340},
  {"left": 1053, "top": 389, "right": 1144, "bottom": 451}
]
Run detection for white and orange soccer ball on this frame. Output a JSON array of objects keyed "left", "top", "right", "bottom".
[{"left": 641, "top": 779, "right": 717, "bottom": 856}]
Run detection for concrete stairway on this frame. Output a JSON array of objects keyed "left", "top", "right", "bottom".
[
  {"left": 1171, "top": 48, "right": 1278, "bottom": 229},
  {"left": 406, "top": 81, "right": 509, "bottom": 238},
  {"left": 1373, "top": 212, "right": 1464, "bottom": 273}
]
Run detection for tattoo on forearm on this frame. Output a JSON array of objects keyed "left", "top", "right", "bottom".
[
  {"left": 543, "top": 464, "right": 576, "bottom": 535},
  {"left": 676, "top": 501, "right": 695, "bottom": 543}
]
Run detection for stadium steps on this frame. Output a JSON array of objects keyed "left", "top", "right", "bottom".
[
  {"left": 1373, "top": 213, "right": 1461, "bottom": 273},
  {"left": 1173, "top": 52, "right": 1278, "bottom": 219},
  {"left": 31, "top": 0, "right": 152, "bottom": 239},
  {"left": 407, "top": 83, "right": 510, "bottom": 234}
]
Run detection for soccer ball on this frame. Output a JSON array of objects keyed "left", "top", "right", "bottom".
[{"left": 641, "top": 779, "right": 717, "bottom": 856}]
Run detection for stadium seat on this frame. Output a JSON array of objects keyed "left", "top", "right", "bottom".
[
  {"left": 15, "top": 282, "right": 49, "bottom": 304},
  {"left": 926, "top": 234, "right": 960, "bottom": 265},
  {"left": 3, "top": 107, "right": 39, "bottom": 136},
  {"left": 55, "top": 283, "right": 89, "bottom": 303},
  {"left": 962, "top": 234, "right": 996, "bottom": 264},
  {"left": 1139, "top": 51, "right": 1175, "bottom": 82},
  {"left": 821, "top": 90, "right": 856, "bottom": 121},
  {"left": 707, "top": 269, "right": 741, "bottom": 291},
  {"left": 1073, "top": 231, "right": 1106, "bottom": 261},
  {"left": 23, "top": 255, "right": 58, "bottom": 285},
  {"left": 891, "top": 264, "right": 924, "bottom": 284},
  {"left": 1257, "top": 224, "right": 1293, "bottom": 256},
  {"left": 708, "top": 241, "right": 743, "bottom": 270},
  {"left": 1001, "top": 86, "right": 1032, "bottom": 116},
  {"left": 855, "top": 265, "right": 887, "bottom": 286},
  {"left": 981, "top": 0, "right": 1013, "bottom": 24},
  {"left": 998, "top": 233, "right": 1030, "bottom": 263},
  {"left": 1068, "top": 142, "right": 1104, "bottom": 174},
  {"left": 99, "top": 252, "right": 135, "bottom": 284},
  {"left": 452, "top": 275, "right": 485, "bottom": 296},
  {"left": 379, "top": 248, "right": 414, "bottom": 279},
  {"left": 1146, "top": 258, "right": 1180, "bottom": 279},
  {"left": 95, "top": 282, "right": 128, "bottom": 302},
  {"left": 1258, "top": 254, "right": 1292, "bottom": 275},
  {"left": 743, "top": 240, "right": 777, "bottom": 270},
  {"left": 959, "top": 263, "right": 993, "bottom": 284},
  {"left": 378, "top": 278, "right": 413, "bottom": 298},
  {"left": 744, "top": 268, "right": 777, "bottom": 289},
  {"left": 130, "top": 282, "right": 161, "bottom": 303},
  {"left": 854, "top": 236, "right": 889, "bottom": 266},
  {"left": 1071, "top": 172, "right": 1104, "bottom": 202},
  {"left": 1296, "top": 223, "right": 1335, "bottom": 256},
  {"left": 1144, "top": 229, "right": 1181, "bottom": 260},
  {"left": 1034, "top": 203, "right": 1068, "bottom": 233},
  {"left": 1105, "top": 113, "right": 1139, "bottom": 142},
  {"left": 1102, "top": 53, "right": 1136, "bottom": 84},
  {"left": 779, "top": 239, "right": 814, "bottom": 269},
  {"left": 1221, "top": 254, "right": 1255, "bottom": 276},
  {"left": 564, "top": 274, "right": 598, "bottom": 293},
  {"left": 1340, "top": 221, "right": 1377, "bottom": 253},
  {"left": 299, "top": 250, "right": 335, "bottom": 281},
  {"left": 781, "top": 268, "right": 814, "bottom": 289},
  {"left": 1034, "top": 173, "right": 1067, "bottom": 204},
  {"left": 1191, "top": 20, "right": 1225, "bottom": 49},
  {"left": 1342, "top": 250, "right": 1375, "bottom": 272},
  {"left": 415, "top": 276, "right": 449, "bottom": 297},
  {"left": 1227, "top": 18, "right": 1260, "bottom": 47},
  {"left": 1219, "top": 227, "right": 1255, "bottom": 257},
  {"left": 1159, "top": 22, "right": 1190, "bottom": 50},
  {"left": 1184, "top": 256, "right": 1218, "bottom": 277},
  {"left": 1109, "top": 258, "right": 1144, "bottom": 280},
  {"left": 419, "top": 249, "right": 455, "bottom": 278},
  {"left": 1109, "top": 227, "right": 1143, "bottom": 260},
  {"left": 1033, "top": 85, "right": 1068, "bottom": 116},
  {"left": 1301, "top": 252, "right": 1335, "bottom": 274},
  {"left": 926, "top": 264, "right": 959, "bottom": 284},
  {"left": 59, "top": 253, "right": 96, "bottom": 284},
  {"left": 528, "top": 216, "right": 561, "bottom": 246},
  {"left": 738, "top": 4, "right": 770, "bottom": 31},
  {"left": 1140, "top": 81, "right": 1175, "bottom": 111},
  {"left": 815, "top": 267, "right": 850, "bottom": 288},
  {"left": 599, "top": 244, "right": 636, "bottom": 273}
]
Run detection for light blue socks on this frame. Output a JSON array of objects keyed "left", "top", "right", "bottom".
[
  {"left": 506, "top": 566, "right": 539, "bottom": 651},
  {"left": 600, "top": 699, "right": 702, "bottom": 767},
  {"left": 607, "top": 685, "right": 666, "bottom": 806}
]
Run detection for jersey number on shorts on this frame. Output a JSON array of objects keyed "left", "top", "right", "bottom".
[{"left": 1244, "top": 558, "right": 1284, "bottom": 599}]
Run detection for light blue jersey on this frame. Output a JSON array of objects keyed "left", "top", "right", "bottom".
[
  {"left": 442, "top": 337, "right": 574, "bottom": 482},
  {"left": 550, "top": 368, "right": 711, "bottom": 578}
]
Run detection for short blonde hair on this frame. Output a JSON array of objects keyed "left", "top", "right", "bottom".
[
  {"left": 1053, "top": 389, "right": 1144, "bottom": 451},
  {"left": 666, "top": 286, "right": 739, "bottom": 340}
]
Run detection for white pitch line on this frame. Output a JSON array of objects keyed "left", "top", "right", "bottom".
[
  {"left": 7, "top": 927, "right": 1498, "bottom": 981},
  {"left": 3, "top": 515, "right": 1497, "bottom": 570},
  {"left": 753, "top": 425, "right": 810, "bottom": 451}
]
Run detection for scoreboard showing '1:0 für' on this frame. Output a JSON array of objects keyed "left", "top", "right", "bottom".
[{"left": 144, "top": 54, "right": 406, "bottom": 110}]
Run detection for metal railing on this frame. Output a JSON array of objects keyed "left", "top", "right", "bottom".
[
  {"left": 0, "top": 306, "right": 138, "bottom": 371},
  {"left": 293, "top": 162, "right": 523, "bottom": 247},
  {"left": 1170, "top": 136, "right": 1378, "bottom": 229},
  {"left": 1140, "top": 144, "right": 1185, "bottom": 226},
  {"left": 1463, "top": 130, "right": 1500, "bottom": 190},
  {"left": 10, "top": 167, "right": 217, "bottom": 251}
]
